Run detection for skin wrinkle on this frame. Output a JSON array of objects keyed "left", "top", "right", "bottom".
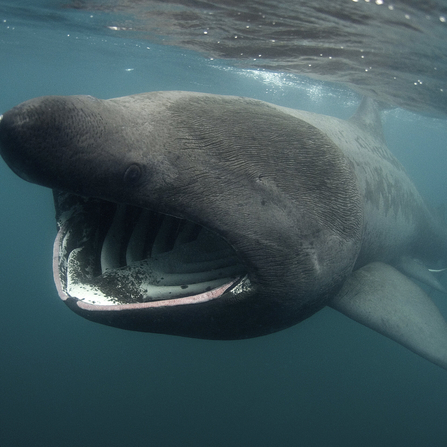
[{"left": 170, "top": 97, "right": 361, "bottom": 238}]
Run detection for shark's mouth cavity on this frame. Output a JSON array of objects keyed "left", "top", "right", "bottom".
[{"left": 53, "top": 192, "right": 246, "bottom": 308}]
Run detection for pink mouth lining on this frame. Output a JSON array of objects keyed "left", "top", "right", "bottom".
[
  {"left": 75, "top": 280, "right": 235, "bottom": 311},
  {"left": 53, "top": 223, "right": 236, "bottom": 312}
]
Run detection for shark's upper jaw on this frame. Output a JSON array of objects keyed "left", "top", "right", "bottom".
[{"left": 52, "top": 191, "right": 248, "bottom": 310}]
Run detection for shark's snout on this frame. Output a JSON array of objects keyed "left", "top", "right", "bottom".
[
  {"left": 0, "top": 96, "right": 109, "bottom": 190},
  {"left": 0, "top": 103, "right": 37, "bottom": 182}
]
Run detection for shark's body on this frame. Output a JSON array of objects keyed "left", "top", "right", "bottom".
[{"left": 0, "top": 92, "right": 446, "bottom": 369}]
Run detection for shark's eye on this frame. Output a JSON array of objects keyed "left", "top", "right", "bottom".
[{"left": 123, "top": 163, "right": 142, "bottom": 186}]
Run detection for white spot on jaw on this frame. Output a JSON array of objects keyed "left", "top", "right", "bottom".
[{"left": 309, "top": 250, "right": 322, "bottom": 275}]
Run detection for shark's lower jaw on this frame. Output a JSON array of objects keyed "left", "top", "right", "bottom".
[{"left": 52, "top": 191, "right": 246, "bottom": 308}]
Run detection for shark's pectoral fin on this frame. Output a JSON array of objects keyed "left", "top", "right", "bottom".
[{"left": 329, "top": 262, "right": 447, "bottom": 370}]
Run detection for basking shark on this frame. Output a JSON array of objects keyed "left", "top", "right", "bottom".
[{"left": 1, "top": 92, "right": 446, "bottom": 370}]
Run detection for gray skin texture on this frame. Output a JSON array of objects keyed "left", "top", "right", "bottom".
[{"left": 0, "top": 91, "right": 446, "bottom": 368}]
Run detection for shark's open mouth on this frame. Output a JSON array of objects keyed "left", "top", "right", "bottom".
[{"left": 52, "top": 191, "right": 246, "bottom": 308}]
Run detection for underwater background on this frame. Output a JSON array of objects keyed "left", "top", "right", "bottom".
[{"left": 1, "top": 1, "right": 447, "bottom": 446}]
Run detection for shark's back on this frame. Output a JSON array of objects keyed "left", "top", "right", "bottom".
[{"left": 273, "top": 99, "right": 445, "bottom": 270}]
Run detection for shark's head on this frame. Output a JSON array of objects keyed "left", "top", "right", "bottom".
[{"left": 0, "top": 92, "right": 363, "bottom": 338}]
